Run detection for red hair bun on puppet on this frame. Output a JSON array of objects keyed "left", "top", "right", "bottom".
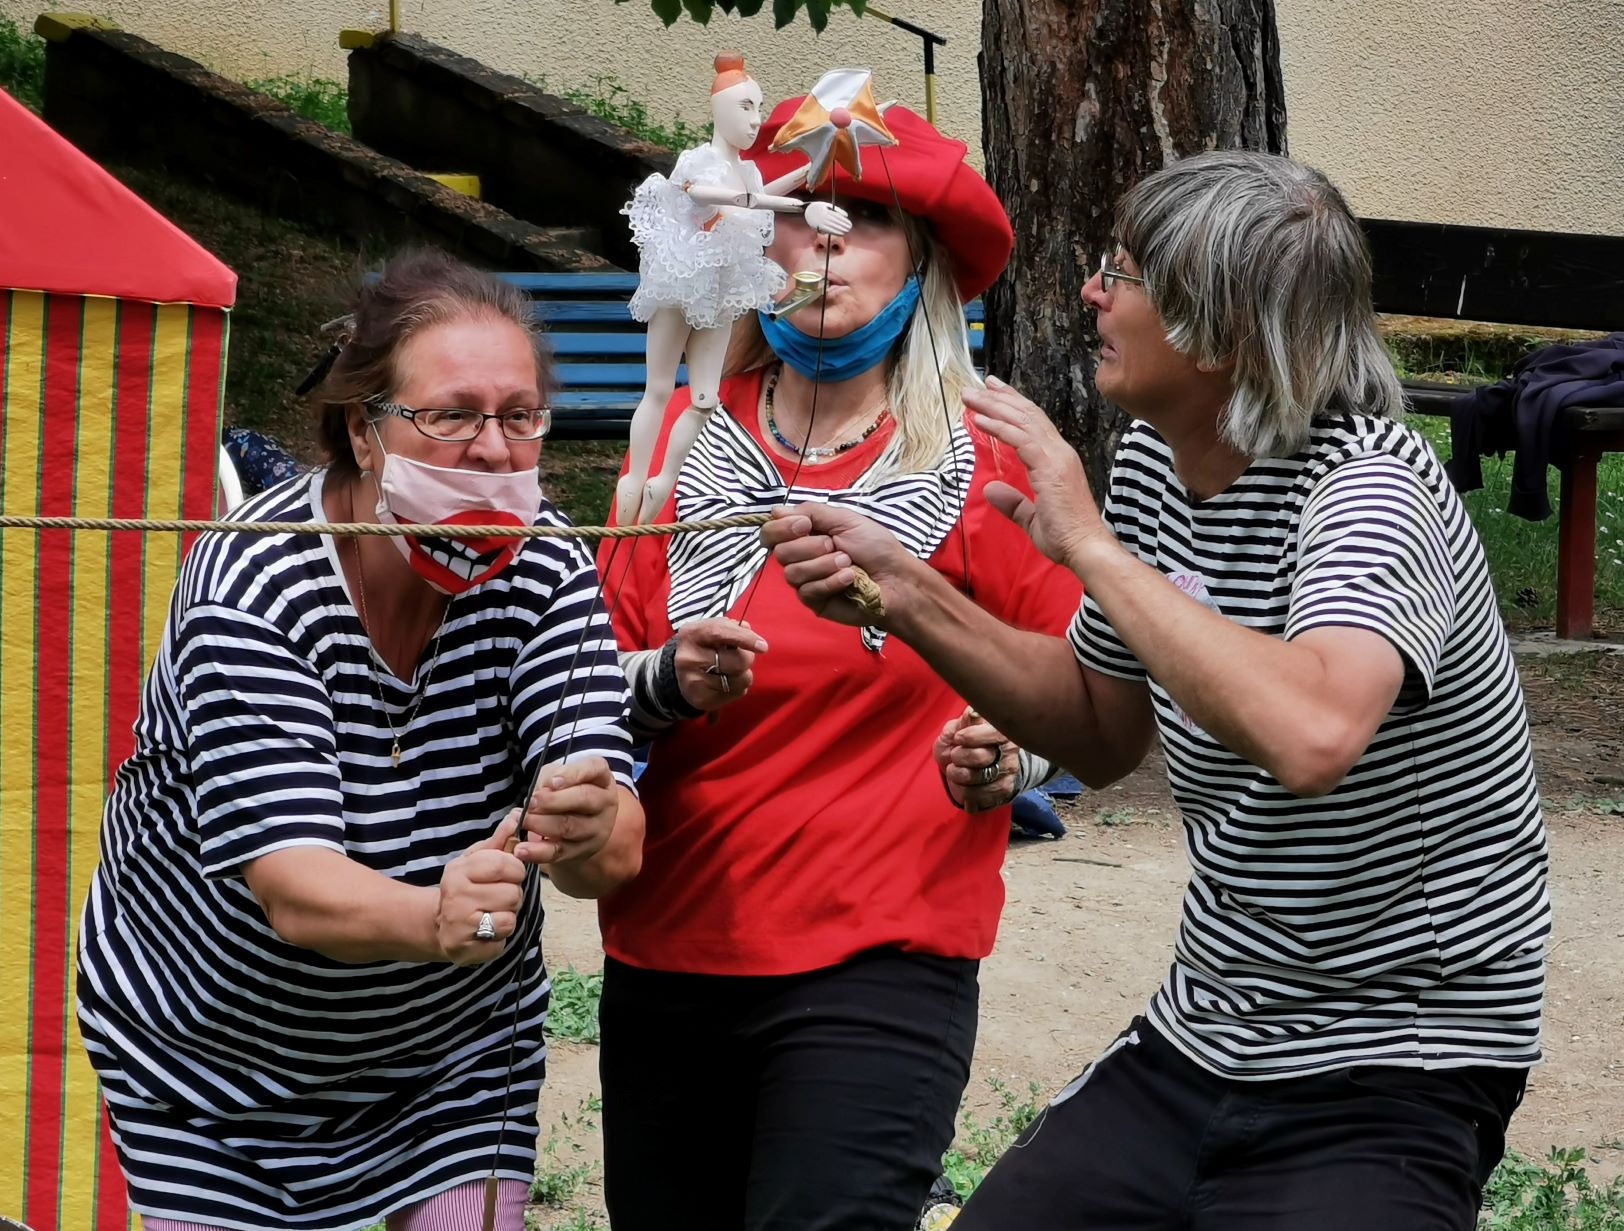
[{"left": 749, "top": 98, "right": 1014, "bottom": 303}]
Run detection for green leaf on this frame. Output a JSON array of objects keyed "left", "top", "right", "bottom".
[
  {"left": 732, "top": 0, "right": 767, "bottom": 13},
  {"left": 805, "top": 0, "right": 830, "bottom": 31},
  {"left": 772, "top": 0, "right": 800, "bottom": 27},
  {"left": 843, "top": 0, "right": 867, "bottom": 15},
  {"left": 681, "top": 0, "right": 714, "bottom": 21},
  {"left": 650, "top": 0, "right": 685, "bottom": 24}
]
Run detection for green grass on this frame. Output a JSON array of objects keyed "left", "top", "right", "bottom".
[
  {"left": 941, "top": 1075, "right": 1045, "bottom": 1199},
  {"left": 1411, "top": 416, "right": 1624, "bottom": 630},
  {"left": 0, "top": 12, "right": 46, "bottom": 111},
  {"left": 243, "top": 71, "right": 352, "bottom": 133},
  {"left": 1481, "top": 1147, "right": 1624, "bottom": 1229},
  {"left": 545, "top": 966, "right": 604, "bottom": 1045},
  {"left": 529, "top": 71, "right": 707, "bottom": 151}
]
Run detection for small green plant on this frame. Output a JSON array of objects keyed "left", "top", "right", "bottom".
[
  {"left": 530, "top": 1096, "right": 602, "bottom": 1210},
  {"left": 244, "top": 71, "right": 352, "bottom": 132},
  {"left": 1479, "top": 1147, "right": 1624, "bottom": 1229},
  {"left": 1093, "top": 807, "right": 1139, "bottom": 827},
  {"left": 525, "top": 71, "right": 708, "bottom": 151},
  {"left": 543, "top": 1210, "right": 607, "bottom": 1231},
  {"left": 546, "top": 966, "right": 604, "bottom": 1044},
  {"left": 0, "top": 13, "right": 47, "bottom": 111},
  {"left": 529, "top": 1134, "right": 595, "bottom": 1207},
  {"left": 941, "top": 1075, "right": 1045, "bottom": 1199}
]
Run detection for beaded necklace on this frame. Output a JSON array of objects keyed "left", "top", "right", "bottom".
[{"left": 764, "top": 366, "right": 890, "bottom": 462}]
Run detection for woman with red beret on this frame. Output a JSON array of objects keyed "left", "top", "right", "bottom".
[{"left": 594, "top": 100, "right": 1080, "bottom": 1230}]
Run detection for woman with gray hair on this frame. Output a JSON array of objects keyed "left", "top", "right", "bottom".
[{"left": 763, "top": 149, "right": 1551, "bottom": 1229}]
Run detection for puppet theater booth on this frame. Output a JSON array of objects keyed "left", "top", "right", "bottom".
[{"left": 0, "top": 86, "right": 235, "bottom": 1231}]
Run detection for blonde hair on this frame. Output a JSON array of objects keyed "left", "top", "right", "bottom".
[{"left": 726, "top": 214, "right": 980, "bottom": 482}]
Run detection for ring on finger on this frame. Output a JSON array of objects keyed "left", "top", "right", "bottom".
[{"left": 978, "top": 761, "right": 1001, "bottom": 786}]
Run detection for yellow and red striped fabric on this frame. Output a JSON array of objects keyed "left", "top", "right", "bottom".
[{"left": 0, "top": 288, "right": 226, "bottom": 1231}]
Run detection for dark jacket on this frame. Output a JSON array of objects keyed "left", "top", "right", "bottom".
[{"left": 1446, "top": 332, "right": 1624, "bottom": 520}]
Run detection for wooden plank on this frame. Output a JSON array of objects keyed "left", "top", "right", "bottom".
[
  {"left": 548, "top": 333, "right": 648, "bottom": 357},
  {"left": 556, "top": 362, "right": 689, "bottom": 387},
  {"left": 531, "top": 300, "right": 636, "bottom": 324},
  {"left": 504, "top": 273, "right": 641, "bottom": 295},
  {"left": 1573, "top": 408, "right": 1624, "bottom": 433},
  {"left": 1364, "top": 218, "right": 1624, "bottom": 331}
]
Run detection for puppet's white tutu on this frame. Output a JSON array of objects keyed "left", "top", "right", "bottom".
[{"left": 625, "top": 145, "right": 786, "bottom": 330}]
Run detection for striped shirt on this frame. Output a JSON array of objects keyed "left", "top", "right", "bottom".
[
  {"left": 76, "top": 469, "right": 632, "bottom": 1230},
  {"left": 1070, "top": 416, "right": 1551, "bottom": 1078}
]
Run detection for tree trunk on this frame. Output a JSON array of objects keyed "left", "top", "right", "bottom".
[{"left": 979, "top": 0, "right": 1287, "bottom": 489}]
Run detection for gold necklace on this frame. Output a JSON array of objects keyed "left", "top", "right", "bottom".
[{"left": 349, "top": 488, "right": 442, "bottom": 769}]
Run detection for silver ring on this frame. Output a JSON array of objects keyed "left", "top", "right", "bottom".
[
  {"left": 475, "top": 911, "right": 496, "bottom": 941},
  {"left": 978, "top": 761, "right": 1001, "bottom": 785}
]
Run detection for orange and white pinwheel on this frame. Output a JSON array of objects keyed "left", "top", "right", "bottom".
[{"left": 769, "top": 68, "right": 898, "bottom": 189}]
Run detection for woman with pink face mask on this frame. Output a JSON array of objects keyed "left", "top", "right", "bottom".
[{"left": 75, "top": 249, "right": 644, "bottom": 1231}]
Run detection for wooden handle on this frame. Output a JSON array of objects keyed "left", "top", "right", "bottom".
[{"left": 481, "top": 1176, "right": 498, "bottom": 1231}]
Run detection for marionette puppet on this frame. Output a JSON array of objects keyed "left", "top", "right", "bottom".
[{"left": 618, "top": 52, "right": 858, "bottom": 524}]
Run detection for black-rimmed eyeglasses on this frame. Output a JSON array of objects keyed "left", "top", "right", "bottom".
[
  {"left": 1099, "top": 252, "right": 1147, "bottom": 294},
  {"left": 369, "top": 401, "right": 552, "bottom": 443}
]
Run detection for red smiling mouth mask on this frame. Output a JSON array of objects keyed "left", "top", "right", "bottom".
[{"left": 372, "top": 441, "right": 543, "bottom": 595}]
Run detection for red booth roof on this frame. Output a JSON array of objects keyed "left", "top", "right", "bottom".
[{"left": 0, "top": 87, "right": 236, "bottom": 308}]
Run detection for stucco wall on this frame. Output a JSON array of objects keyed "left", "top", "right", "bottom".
[{"left": 9, "top": 0, "right": 1621, "bottom": 235}]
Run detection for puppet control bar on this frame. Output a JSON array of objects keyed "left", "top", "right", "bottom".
[{"left": 862, "top": 5, "right": 947, "bottom": 123}]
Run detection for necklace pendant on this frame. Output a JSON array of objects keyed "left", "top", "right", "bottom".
[{"left": 391, "top": 741, "right": 401, "bottom": 768}]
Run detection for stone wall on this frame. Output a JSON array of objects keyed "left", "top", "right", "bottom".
[
  {"left": 347, "top": 32, "right": 672, "bottom": 271},
  {"left": 36, "top": 16, "right": 617, "bottom": 273}
]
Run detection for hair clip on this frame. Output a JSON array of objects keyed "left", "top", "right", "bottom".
[{"left": 295, "top": 315, "right": 357, "bottom": 397}]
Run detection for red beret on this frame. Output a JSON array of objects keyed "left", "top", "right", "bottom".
[{"left": 748, "top": 99, "right": 1014, "bottom": 303}]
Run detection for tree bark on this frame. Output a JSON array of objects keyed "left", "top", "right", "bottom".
[{"left": 979, "top": 0, "right": 1287, "bottom": 489}]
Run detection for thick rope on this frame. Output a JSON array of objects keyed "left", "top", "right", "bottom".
[
  {"left": 0, "top": 512, "right": 887, "bottom": 618},
  {"left": 0, "top": 513, "right": 772, "bottom": 539}
]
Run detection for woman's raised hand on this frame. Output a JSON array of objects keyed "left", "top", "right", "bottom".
[
  {"left": 964, "top": 376, "right": 1113, "bottom": 570},
  {"left": 517, "top": 757, "right": 619, "bottom": 868},
  {"left": 436, "top": 815, "right": 526, "bottom": 966},
  {"left": 674, "top": 618, "right": 768, "bottom": 712}
]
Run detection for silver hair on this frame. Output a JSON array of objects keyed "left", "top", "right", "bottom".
[{"left": 1116, "top": 149, "right": 1403, "bottom": 457}]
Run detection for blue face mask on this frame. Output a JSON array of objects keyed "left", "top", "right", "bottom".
[{"left": 758, "top": 275, "right": 922, "bottom": 383}]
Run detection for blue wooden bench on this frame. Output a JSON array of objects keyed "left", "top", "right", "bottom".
[{"left": 499, "top": 272, "right": 985, "bottom": 440}]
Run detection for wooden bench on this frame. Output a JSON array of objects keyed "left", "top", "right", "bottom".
[
  {"left": 499, "top": 272, "right": 984, "bottom": 440},
  {"left": 1366, "top": 218, "right": 1624, "bottom": 640}
]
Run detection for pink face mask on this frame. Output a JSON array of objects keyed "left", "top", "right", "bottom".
[{"left": 371, "top": 430, "right": 544, "bottom": 594}]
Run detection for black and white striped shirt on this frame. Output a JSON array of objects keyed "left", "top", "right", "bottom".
[
  {"left": 76, "top": 470, "right": 632, "bottom": 1229},
  {"left": 1070, "top": 416, "right": 1551, "bottom": 1078}
]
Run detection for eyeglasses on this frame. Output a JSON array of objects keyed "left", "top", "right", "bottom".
[
  {"left": 1099, "top": 252, "right": 1147, "bottom": 294},
  {"left": 369, "top": 401, "right": 552, "bottom": 442}
]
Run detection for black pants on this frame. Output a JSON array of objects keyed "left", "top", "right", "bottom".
[
  {"left": 599, "top": 948, "right": 979, "bottom": 1231},
  {"left": 955, "top": 1017, "right": 1526, "bottom": 1231}
]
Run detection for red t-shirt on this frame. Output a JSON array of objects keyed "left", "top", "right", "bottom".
[{"left": 596, "top": 368, "right": 1082, "bottom": 975}]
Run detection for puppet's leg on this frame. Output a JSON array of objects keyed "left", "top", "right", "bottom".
[
  {"left": 638, "top": 321, "right": 732, "bottom": 522},
  {"left": 616, "top": 307, "right": 690, "bottom": 524}
]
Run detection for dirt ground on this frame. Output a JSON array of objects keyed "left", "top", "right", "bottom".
[{"left": 534, "top": 650, "right": 1624, "bottom": 1223}]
